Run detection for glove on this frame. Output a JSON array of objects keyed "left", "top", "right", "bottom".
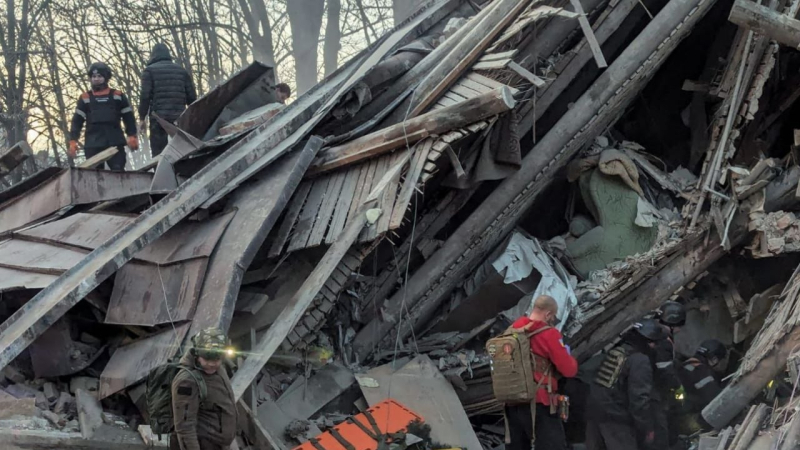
[
  {"left": 68, "top": 140, "right": 78, "bottom": 158},
  {"left": 127, "top": 135, "right": 139, "bottom": 150}
]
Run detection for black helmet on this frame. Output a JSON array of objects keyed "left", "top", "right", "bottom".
[
  {"left": 658, "top": 301, "right": 686, "bottom": 327},
  {"left": 696, "top": 339, "right": 727, "bottom": 362},
  {"left": 88, "top": 62, "right": 112, "bottom": 80},
  {"left": 632, "top": 319, "right": 667, "bottom": 341}
]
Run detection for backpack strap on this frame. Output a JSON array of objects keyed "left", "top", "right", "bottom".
[{"left": 177, "top": 366, "right": 208, "bottom": 401}]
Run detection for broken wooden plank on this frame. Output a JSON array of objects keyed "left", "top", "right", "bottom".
[
  {"left": 389, "top": 139, "right": 433, "bottom": 230},
  {"left": 472, "top": 59, "right": 511, "bottom": 70},
  {"left": 288, "top": 177, "right": 331, "bottom": 252},
  {"left": 78, "top": 147, "right": 119, "bottom": 169},
  {"left": 268, "top": 181, "right": 312, "bottom": 258},
  {"left": 309, "top": 87, "right": 515, "bottom": 176},
  {"left": 408, "top": 0, "right": 533, "bottom": 116},
  {"left": 230, "top": 155, "right": 409, "bottom": 400},
  {"left": 507, "top": 61, "right": 546, "bottom": 87},
  {"left": 325, "top": 166, "right": 360, "bottom": 244},
  {"left": 729, "top": 0, "right": 800, "bottom": 49},
  {"left": 570, "top": 0, "right": 608, "bottom": 68},
  {"left": 308, "top": 171, "right": 347, "bottom": 247}
]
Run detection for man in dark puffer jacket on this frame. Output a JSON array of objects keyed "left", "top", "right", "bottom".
[{"left": 138, "top": 43, "right": 197, "bottom": 157}]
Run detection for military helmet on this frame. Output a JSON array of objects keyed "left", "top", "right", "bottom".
[
  {"left": 88, "top": 62, "right": 112, "bottom": 80},
  {"left": 632, "top": 319, "right": 667, "bottom": 341},
  {"left": 696, "top": 339, "right": 727, "bottom": 361},
  {"left": 658, "top": 301, "right": 686, "bottom": 327},
  {"left": 192, "top": 328, "right": 230, "bottom": 360}
]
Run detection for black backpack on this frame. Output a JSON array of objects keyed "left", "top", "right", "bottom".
[{"left": 146, "top": 360, "right": 207, "bottom": 436}]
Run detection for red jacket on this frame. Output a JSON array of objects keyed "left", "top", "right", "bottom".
[{"left": 511, "top": 317, "right": 578, "bottom": 405}]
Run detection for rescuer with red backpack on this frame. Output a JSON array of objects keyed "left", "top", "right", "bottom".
[{"left": 487, "top": 295, "right": 578, "bottom": 450}]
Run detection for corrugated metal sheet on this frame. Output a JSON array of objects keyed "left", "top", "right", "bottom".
[
  {"left": 0, "top": 168, "right": 153, "bottom": 235},
  {"left": 98, "top": 324, "right": 190, "bottom": 399}
]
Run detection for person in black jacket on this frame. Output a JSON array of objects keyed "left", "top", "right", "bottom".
[
  {"left": 69, "top": 62, "right": 138, "bottom": 171},
  {"left": 138, "top": 43, "right": 197, "bottom": 157},
  {"left": 652, "top": 301, "right": 686, "bottom": 448},
  {"left": 678, "top": 339, "right": 727, "bottom": 429},
  {"left": 586, "top": 320, "right": 666, "bottom": 450}
]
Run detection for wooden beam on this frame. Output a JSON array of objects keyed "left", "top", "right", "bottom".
[
  {"left": 351, "top": 0, "right": 718, "bottom": 362},
  {"left": 308, "top": 87, "right": 515, "bottom": 176},
  {"left": 703, "top": 325, "right": 800, "bottom": 428},
  {"left": 78, "top": 147, "right": 119, "bottom": 169},
  {"left": 408, "top": 0, "right": 532, "bottom": 116},
  {"left": 229, "top": 154, "right": 410, "bottom": 400},
  {"left": 570, "top": 0, "right": 609, "bottom": 68},
  {"left": 729, "top": 0, "right": 800, "bottom": 49},
  {"left": 507, "top": 61, "right": 546, "bottom": 88}
]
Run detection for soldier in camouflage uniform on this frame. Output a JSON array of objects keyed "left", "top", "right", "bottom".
[{"left": 171, "top": 328, "right": 237, "bottom": 450}]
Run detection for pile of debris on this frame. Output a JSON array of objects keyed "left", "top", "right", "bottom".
[{"left": 5, "top": 0, "right": 800, "bottom": 447}]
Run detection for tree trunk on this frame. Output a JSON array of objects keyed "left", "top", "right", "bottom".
[
  {"left": 239, "top": 0, "right": 276, "bottom": 66},
  {"left": 288, "top": 0, "right": 325, "bottom": 94},
  {"left": 324, "top": 0, "right": 342, "bottom": 76},
  {"left": 351, "top": 0, "right": 719, "bottom": 362}
]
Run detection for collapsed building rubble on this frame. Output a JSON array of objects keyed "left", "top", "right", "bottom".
[{"left": 5, "top": 0, "right": 800, "bottom": 447}]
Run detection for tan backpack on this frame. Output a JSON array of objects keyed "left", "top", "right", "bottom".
[
  {"left": 487, "top": 324, "right": 553, "bottom": 404},
  {"left": 487, "top": 324, "right": 554, "bottom": 447}
]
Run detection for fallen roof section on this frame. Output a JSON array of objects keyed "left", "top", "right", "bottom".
[{"left": 0, "top": 168, "right": 153, "bottom": 235}]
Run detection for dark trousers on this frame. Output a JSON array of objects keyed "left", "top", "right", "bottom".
[
  {"left": 169, "top": 433, "right": 227, "bottom": 450},
  {"left": 653, "top": 401, "right": 669, "bottom": 448},
  {"left": 585, "top": 421, "right": 640, "bottom": 450},
  {"left": 149, "top": 121, "right": 169, "bottom": 157},
  {"left": 85, "top": 145, "right": 126, "bottom": 171},
  {"left": 507, "top": 403, "right": 567, "bottom": 450}
]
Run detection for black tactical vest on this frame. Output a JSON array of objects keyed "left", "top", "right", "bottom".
[{"left": 88, "top": 90, "right": 121, "bottom": 125}]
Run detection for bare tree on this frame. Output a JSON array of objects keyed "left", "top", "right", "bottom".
[
  {"left": 287, "top": 0, "right": 324, "bottom": 95},
  {"left": 324, "top": 0, "right": 342, "bottom": 76},
  {"left": 238, "top": 0, "right": 275, "bottom": 66}
]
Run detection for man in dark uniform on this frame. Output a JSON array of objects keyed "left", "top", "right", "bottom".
[
  {"left": 171, "top": 328, "right": 237, "bottom": 450},
  {"left": 138, "top": 43, "right": 197, "bottom": 157},
  {"left": 69, "top": 62, "right": 138, "bottom": 171},
  {"left": 652, "top": 301, "right": 686, "bottom": 448},
  {"left": 677, "top": 339, "right": 727, "bottom": 429},
  {"left": 586, "top": 320, "right": 666, "bottom": 450}
]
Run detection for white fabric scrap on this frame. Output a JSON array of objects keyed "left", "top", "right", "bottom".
[
  {"left": 493, "top": 231, "right": 578, "bottom": 330},
  {"left": 635, "top": 197, "right": 662, "bottom": 228}
]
